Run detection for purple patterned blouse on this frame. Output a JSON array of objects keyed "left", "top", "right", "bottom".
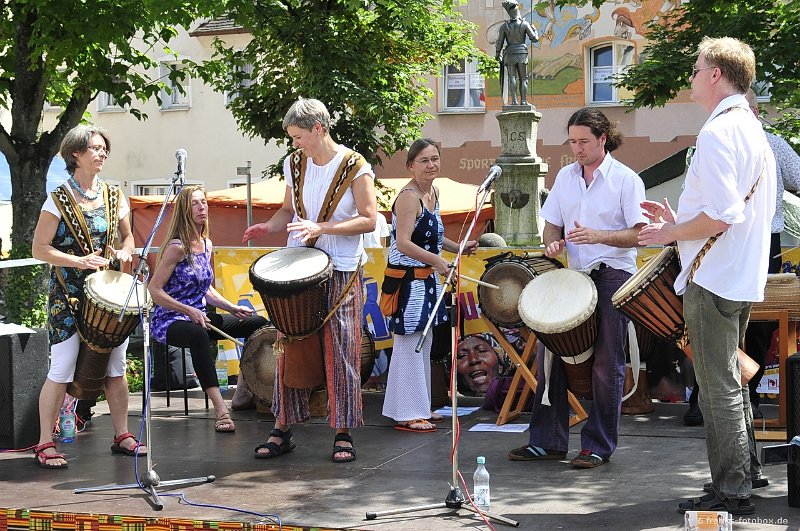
[{"left": 151, "top": 240, "right": 213, "bottom": 344}]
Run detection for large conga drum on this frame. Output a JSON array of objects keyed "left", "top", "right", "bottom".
[
  {"left": 612, "top": 246, "right": 759, "bottom": 385},
  {"left": 478, "top": 252, "right": 562, "bottom": 328},
  {"left": 249, "top": 247, "right": 333, "bottom": 336},
  {"left": 68, "top": 270, "right": 151, "bottom": 400},
  {"left": 518, "top": 269, "right": 598, "bottom": 399}
]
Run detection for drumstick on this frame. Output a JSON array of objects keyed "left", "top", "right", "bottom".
[
  {"left": 458, "top": 273, "right": 499, "bottom": 290},
  {"left": 773, "top": 245, "right": 800, "bottom": 259},
  {"left": 207, "top": 323, "right": 245, "bottom": 348}
]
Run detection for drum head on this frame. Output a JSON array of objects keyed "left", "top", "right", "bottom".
[
  {"left": 250, "top": 248, "right": 332, "bottom": 292},
  {"left": 84, "top": 270, "right": 151, "bottom": 313},
  {"left": 518, "top": 269, "right": 597, "bottom": 334},
  {"left": 239, "top": 326, "right": 278, "bottom": 404},
  {"left": 612, "top": 246, "right": 676, "bottom": 306},
  {"left": 479, "top": 259, "right": 537, "bottom": 327}
]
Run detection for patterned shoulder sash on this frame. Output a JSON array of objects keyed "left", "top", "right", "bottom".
[
  {"left": 50, "top": 182, "right": 120, "bottom": 261},
  {"left": 289, "top": 149, "right": 368, "bottom": 247}
]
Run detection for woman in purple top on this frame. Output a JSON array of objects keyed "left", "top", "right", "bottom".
[{"left": 149, "top": 186, "right": 267, "bottom": 432}]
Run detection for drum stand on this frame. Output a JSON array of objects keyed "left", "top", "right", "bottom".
[
  {"left": 366, "top": 185, "right": 519, "bottom": 527},
  {"left": 74, "top": 157, "right": 215, "bottom": 510}
]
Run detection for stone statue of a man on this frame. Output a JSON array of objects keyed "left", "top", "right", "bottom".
[{"left": 496, "top": 0, "right": 539, "bottom": 106}]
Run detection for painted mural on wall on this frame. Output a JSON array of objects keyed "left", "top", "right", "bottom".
[{"left": 484, "top": 0, "right": 678, "bottom": 109}]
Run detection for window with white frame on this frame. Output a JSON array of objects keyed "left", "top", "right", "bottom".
[
  {"left": 441, "top": 59, "right": 485, "bottom": 112},
  {"left": 225, "top": 63, "right": 254, "bottom": 106},
  {"left": 135, "top": 183, "right": 172, "bottom": 196},
  {"left": 97, "top": 92, "right": 125, "bottom": 112},
  {"left": 159, "top": 61, "right": 191, "bottom": 111},
  {"left": 588, "top": 42, "right": 635, "bottom": 104}
]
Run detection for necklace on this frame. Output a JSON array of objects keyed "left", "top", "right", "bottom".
[
  {"left": 69, "top": 174, "right": 100, "bottom": 201},
  {"left": 413, "top": 177, "right": 433, "bottom": 201}
]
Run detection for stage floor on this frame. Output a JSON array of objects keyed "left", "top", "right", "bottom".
[{"left": 0, "top": 389, "right": 795, "bottom": 530}]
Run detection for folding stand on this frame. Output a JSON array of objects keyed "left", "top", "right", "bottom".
[{"left": 482, "top": 318, "right": 587, "bottom": 427}]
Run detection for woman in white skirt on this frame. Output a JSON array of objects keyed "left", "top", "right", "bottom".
[{"left": 381, "top": 138, "right": 476, "bottom": 432}]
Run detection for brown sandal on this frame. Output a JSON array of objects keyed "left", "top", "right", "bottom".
[
  {"left": 33, "top": 442, "right": 68, "bottom": 469},
  {"left": 215, "top": 412, "right": 236, "bottom": 432}
]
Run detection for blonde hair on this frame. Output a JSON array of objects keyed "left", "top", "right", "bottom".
[
  {"left": 156, "top": 185, "right": 210, "bottom": 266},
  {"left": 697, "top": 36, "right": 756, "bottom": 94}
]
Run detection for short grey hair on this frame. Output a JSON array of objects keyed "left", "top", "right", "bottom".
[
  {"left": 59, "top": 124, "right": 111, "bottom": 175},
  {"left": 282, "top": 97, "right": 331, "bottom": 134}
]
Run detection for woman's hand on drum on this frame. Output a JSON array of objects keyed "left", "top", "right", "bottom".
[
  {"left": 544, "top": 239, "right": 565, "bottom": 258},
  {"left": 75, "top": 250, "right": 110, "bottom": 270},
  {"left": 229, "top": 305, "right": 254, "bottom": 320},
  {"left": 107, "top": 245, "right": 133, "bottom": 264},
  {"left": 641, "top": 198, "right": 676, "bottom": 225},
  {"left": 287, "top": 218, "right": 322, "bottom": 244}
]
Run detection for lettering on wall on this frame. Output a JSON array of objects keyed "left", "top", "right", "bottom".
[{"left": 459, "top": 158, "right": 495, "bottom": 171}]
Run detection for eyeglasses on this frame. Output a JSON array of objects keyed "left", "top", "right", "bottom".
[
  {"left": 86, "top": 145, "right": 109, "bottom": 155},
  {"left": 414, "top": 156, "right": 440, "bottom": 165},
  {"left": 690, "top": 66, "right": 715, "bottom": 78}
]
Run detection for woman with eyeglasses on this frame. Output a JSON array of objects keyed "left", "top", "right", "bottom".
[
  {"left": 381, "top": 138, "right": 477, "bottom": 432},
  {"left": 31, "top": 124, "right": 145, "bottom": 468}
]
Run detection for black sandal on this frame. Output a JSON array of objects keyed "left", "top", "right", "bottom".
[
  {"left": 254, "top": 428, "right": 295, "bottom": 459},
  {"left": 332, "top": 432, "right": 356, "bottom": 463}
]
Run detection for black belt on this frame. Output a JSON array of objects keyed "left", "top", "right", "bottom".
[{"left": 596, "top": 263, "right": 608, "bottom": 270}]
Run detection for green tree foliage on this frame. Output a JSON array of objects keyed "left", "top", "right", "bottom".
[
  {"left": 0, "top": 0, "right": 219, "bottom": 323},
  {"left": 611, "top": 0, "right": 799, "bottom": 149},
  {"left": 193, "top": 0, "right": 493, "bottom": 173}
]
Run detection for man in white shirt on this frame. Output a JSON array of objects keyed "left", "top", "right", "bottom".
[
  {"left": 508, "top": 107, "right": 647, "bottom": 468},
  {"left": 640, "top": 37, "right": 776, "bottom": 516}
]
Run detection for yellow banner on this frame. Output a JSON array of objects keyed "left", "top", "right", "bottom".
[{"left": 212, "top": 245, "right": 800, "bottom": 378}]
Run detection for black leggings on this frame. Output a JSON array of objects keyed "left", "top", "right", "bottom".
[{"left": 164, "top": 314, "right": 268, "bottom": 390}]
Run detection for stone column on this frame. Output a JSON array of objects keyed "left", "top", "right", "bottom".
[{"left": 494, "top": 105, "right": 548, "bottom": 246}]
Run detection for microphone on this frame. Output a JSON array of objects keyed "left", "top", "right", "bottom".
[
  {"left": 175, "top": 149, "right": 187, "bottom": 184},
  {"left": 477, "top": 165, "right": 502, "bottom": 193}
]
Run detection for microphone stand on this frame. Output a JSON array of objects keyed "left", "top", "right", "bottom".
[
  {"left": 74, "top": 158, "right": 214, "bottom": 510},
  {"left": 366, "top": 183, "right": 518, "bottom": 527}
]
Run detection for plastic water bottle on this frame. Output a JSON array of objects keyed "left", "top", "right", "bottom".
[
  {"left": 473, "top": 456, "right": 490, "bottom": 511},
  {"left": 57, "top": 396, "right": 76, "bottom": 443},
  {"left": 216, "top": 345, "right": 228, "bottom": 392}
]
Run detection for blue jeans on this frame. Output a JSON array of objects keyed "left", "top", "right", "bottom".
[
  {"left": 684, "top": 282, "right": 753, "bottom": 499},
  {"left": 528, "top": 267, "right": 630, "bottom": 459}
]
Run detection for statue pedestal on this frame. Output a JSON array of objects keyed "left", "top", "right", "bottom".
[{"left": 494, "top": 108, "right": 548, "bottom": 246}]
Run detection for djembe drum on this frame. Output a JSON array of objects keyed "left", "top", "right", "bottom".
[
  {"left": 249, "top": 247, "right": 333, "bottom": 389},
  {"left": 478, "top": 252, "right": 563, "bottom": 328},
  {"left": 67, "top": 270, "right": 151, "bottom": 400},
  {"left": 612, "top": 246, "right": 759, "bottom": 385},
  {"left": 518, "top": 269, "right": 598, "bottom": 399}
]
